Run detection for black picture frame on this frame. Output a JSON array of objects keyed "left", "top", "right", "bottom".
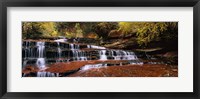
[{"left": 0, "top": 0, "right": 199, "bottom": 99}]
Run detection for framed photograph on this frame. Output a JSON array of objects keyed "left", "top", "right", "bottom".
[{"left": 0, "top": 0, "right": 199, "bottom": 99}]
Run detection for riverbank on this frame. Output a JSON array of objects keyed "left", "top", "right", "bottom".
[
  {"left": 22, "top": 60, "right": 178, "bottom": 77},
  {"left": 22, "top": 38, "right": 178, "bottom": 77},
  {"left": 68, "top": 64, "right": 178, "bottom": 77}
]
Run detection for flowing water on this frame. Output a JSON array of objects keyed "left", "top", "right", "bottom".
[
  {"left": 99, "top": 50, "right": 107, "bottom": 60},
  {"left": 81, "top": 64, "right": 108, "bottom": 70},
  {"left": 22, "top": 39, "right": 143, "bottom": 77}
]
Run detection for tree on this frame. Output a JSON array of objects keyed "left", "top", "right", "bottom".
[
  {"left": 39, "top": 22, "right": 58, "bottom": 37},
  {"left": 92, "top": 22, "right": 118, "bottom": 40},
  {"left": 22, "top": 22, "right": 58, "bottom": 39},
  {"left": 56, "top": 22, "right": 86, "bottom": 38},
  {"left": 118, "top": 22, "right": 178, "bottom": 46},
  {"left": 74, "top": 23, "right": 83, "bottom": 38},
  {"left": 55, "top": 22, "right": 76, "bottom": 36},
  {"left": 80, "top": 22, "right": 97, "bottom": 37},
  {"left": 22, "top": 22, "right": 43, "bottom": 39}
]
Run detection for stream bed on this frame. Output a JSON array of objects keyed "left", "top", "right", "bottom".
[{"left": 22, "top": 39, "right": 178, "bottom": 77}]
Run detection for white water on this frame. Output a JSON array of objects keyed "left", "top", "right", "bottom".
[
  {"left": 70, "top": 44, "right": 74, "bottom": 50},
  {"left": 85, "top": 44, "right": 139, "bottom": 61},
  {"left": 36, "top": 42, "right": 59, "bottom": 77},
  {"left": 90, "top": 45, "right": 106, "bottom": 49},
  {"left": 87, "top": 45, "right": 91, "bottom": 48},
  {"left": 35, "top": 42, "right": 46, "bottom": 69},
  {"left": 58, "top": 48, "right": 62, "bottom": 57},
  {"left": 81, "top": 64, "right": 107, "bottom": 70},
  {"left": 109, "top": 50, "right": 137, "bottom": 60},
  {"left": 70, "top": 44, "right": 80, "bottom": 50},
  {"left": 57, "top": 42, "right": 62, "bottom": 58},
  {"left": 37, "top": 72, "right": 59, "bottom": 77},
  {"left": 23, "top": 40, "right": 143, "bottom": 77},
  {"left": 72, "top": 50, "right": 87, "bottom": 61},
  {"left": 36, "top": 58, "right": 46, "bottom": 68},
  {"left": 54, "top": 36, "right": 67, "bottom": 42},
  {"left": 36, "top": 42, "right": 45, "bottom": 58},
  {"left": 99, "top": 50, "right": 107, "bottom": 60}
]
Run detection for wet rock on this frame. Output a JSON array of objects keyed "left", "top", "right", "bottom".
[
  {"left": 22, "top": 66, "right": 39, "bottom": 74},
  {"left": 108, "top": 30, "right": 123, "bottom": 38},
  {"left": 85, "top": 32, "right": 98, "bottom": 39},
  {"left": 163, "top": 51, "right": 178, "bottom": 58},
  {"left": 68, "top": 64, "right": 178, "bottom": 77}
]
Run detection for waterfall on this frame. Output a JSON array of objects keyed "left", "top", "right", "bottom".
[
  {"left": 109, "top": 50, "right": 137, "bottom": 60},
  {"left": 54, "top": 36, "right": 67, "bottom": 42},
  {"left": 91, "top": 45, "right": 106, "bottom": 49},
  {"left": 81, "top": 63, "right": 107, "bottom": 70},
  {"left": 37, "top": 72, "right": 59, "bottom": 77},
  {"left": 87, "top": 45, "right": 91, "bottom": 48},
  {"left": 57, "top": 42, "right": 62, "bottom": 58},
  {"left": 35, "top": 42, "right": 46, "bottom": 71},
  {"left": 22, "top": 40, "right": 143, "bottom": 77},
  {"left": 36, "top": 42, "right": 45, "bottom": 58},
  {"left": 70, "top": 44, "right": 80, "bottom": 50},
  {"left": 24, "top": 41, "right": 34, "bottom": 59},
  {"left": 99, "top": 50, "right": 107, "bottom": 60},
  {"left": 36, "top": 58, "right": 45, "bottom": 68},
  {"left": 70, "top": 44, "right": 74, "bottom": 50},
  {"left": 23, "top": 41, "right": 140, "bottom": 63},
  {"left": 58, "top": 48, "right": 61, "bottom": 57},
  {"left": 97, "top": 49, "right": 139, "bottom": 61},
  {"left": 72, "top": 50, "right": 87, "bottom": 61}
]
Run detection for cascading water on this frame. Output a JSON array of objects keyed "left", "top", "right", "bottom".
[
  {"left": 35, "top": 42, "right": 52, "bottom": 77},
  {"left": 70, "top": 44, "right": 74, "bottom": 50},
  {"left": 37, "top": 72, "right": 59, "bottom": 77},
  {"left": 22, "top": 39, "right": 143, "bottom": 77},
  {"left": 54, "top": 36, "right": 67, "bottom": 42},
  {"left": 23, "top": 41, "right": 36, "bottom": 59},
  {"left": 87, "top": 45, "right": 91, "bottom": 48},
  {"left": 70, "top": 43, "right": 87, "bottom": 61},
  {"left": 72, "top": 50, "right": 87, "bottom": 61},
  {"left": 99, "top": 50, "right": 107, "bottom": 60},
  {"left": 57, "top": 42, "right": 62, "bottom": 58},
  {"left": 36, "top": 42, "right": 46, "bottom": 69},
  {"left": 90, "top": 45, "right": 106, "bottom": 49},
  {"left": 81, "top": 63, "right": 107, "bottom": 70},
  {"left": 36, "top": 42, "right": 45, "bottom": 58},
  {"left": 36, "top": 58, "right": 45, "bottom": 68},
  {"left": 109, "top": 50, "right": 137, "bottom": 60}
]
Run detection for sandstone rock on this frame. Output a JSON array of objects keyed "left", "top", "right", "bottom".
[
  {"left": 85, "top": 32, "right": 98, "bottom": 39},
  {"left": 163, "top": 52, "right": 178, "bottom": 58}
]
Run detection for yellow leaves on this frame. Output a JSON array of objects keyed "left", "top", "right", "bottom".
[
  {"left": 65, "top": 32, "right": 73, "bottom": 38},
  {"left": 22, "top": 22, "right": 60, "bottom": 38},
  {"left": 86, "top": 32, "right": 98, "bottom": 39},
  {"left": 40, "top": 22, "right": 56, "bottom": 36},
  {"left": 30, "top": 22, "right": 58, "bottom": 37},
  {"left": 22, "top": 22, "right": 177, "bottom": 47},
  {"left": 118, "top": 22, "right": 136, "bottom": 35},
  {"left": 51, "top": 31, "right": 58, "bottom": 37},
  {"left": 118, "top": 22, "right": 177, "bottom": 46}
]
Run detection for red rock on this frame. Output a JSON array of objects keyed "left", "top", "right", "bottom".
[
  {"left": 22, "top": 66, "right": 39, "bottom": 74},
  {"left": 163, "top": 52, "right": 178, "bottom": 57},
  {"left": 68, "top": 64, "right": 178, "bottom": 77}
]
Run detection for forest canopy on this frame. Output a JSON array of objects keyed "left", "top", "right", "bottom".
[{"left": 22, "top": 22, "right": 178, "bottom": 46}]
